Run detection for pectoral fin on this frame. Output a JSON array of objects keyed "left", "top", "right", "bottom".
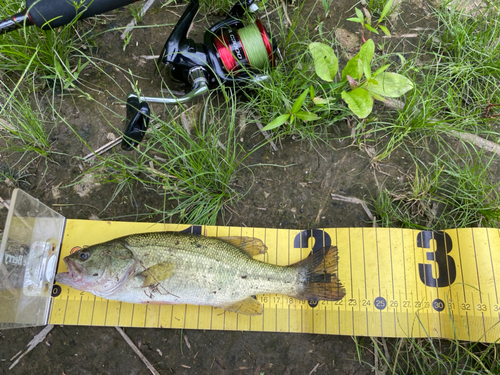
[
  {"left": 220, "top": 296, "right": 264, "bottom": 316},
  {"left": 218, "top": 237, "right": 267, "bottom": 257},
  {"left": 138, "top": 263, "right": 174, "bottom": 287}
]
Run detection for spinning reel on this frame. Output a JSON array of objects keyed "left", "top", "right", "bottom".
[{"left": 122, "top": 0, "right": 277, "bottom": 150}]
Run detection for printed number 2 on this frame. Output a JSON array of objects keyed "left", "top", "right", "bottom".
[
  {"left": 417, "top": 231, "right": 456, "bottom": 287},
  {"left": 294, "top": 229, "right": 331, "bottom": 252}
]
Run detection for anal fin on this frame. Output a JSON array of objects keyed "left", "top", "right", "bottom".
[{"left": 220, "top": 296, "right": 264, "bottom": 316}]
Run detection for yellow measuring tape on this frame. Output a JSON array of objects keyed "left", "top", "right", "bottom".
[{"left": 49, "top": 220, "right": 500, "bottom": 343}]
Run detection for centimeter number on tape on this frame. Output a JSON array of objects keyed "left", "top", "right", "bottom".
[{"left": 49, "top": 220, "right": 500, "bottom": 343}]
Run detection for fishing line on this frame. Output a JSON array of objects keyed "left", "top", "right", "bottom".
[{"left": 215, "top": 20, "right": 272, "bottom": 73}]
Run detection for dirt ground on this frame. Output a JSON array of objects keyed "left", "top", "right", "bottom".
[{"left": 0, "top": 0, "right": 442, "bottom": 373}]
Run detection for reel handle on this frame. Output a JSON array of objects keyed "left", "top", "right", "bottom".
[
  {"left": 122, "top": 67, "right": 209, "bottom": 150},
  {"left": 122, "top": 95, "right": 150, "bottom": 151}
]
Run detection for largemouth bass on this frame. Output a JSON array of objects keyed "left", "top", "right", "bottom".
[{"left": 55, "top": 232, "right": 345, "bottom": 315}]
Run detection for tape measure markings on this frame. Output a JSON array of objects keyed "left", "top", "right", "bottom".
[
  {"left": 50, "top": 222, "right": 500, "bottom": 342},
  {"left": 388, "top": 229, "right": 397, "bottom": 337},
  {"left": 464, "top": 229, "right": 482, "bottom": 315},
  {"left": 375, "top": 228, "right": 383, "bottom": 337},
  {"left": 486, "top": 229, "right": 499, "bottom": 307},
  {"left": 76, "top": 295, "right": 83, "bottom": 325},
  {"left": 472, "top": 228, "right": 488, "bottom": 340},
  {"left": 454, "top": 229, "right": 471, "bottom": 337},
  {"left": 401, "top": 229, "right": 410, "bottom": 335}
]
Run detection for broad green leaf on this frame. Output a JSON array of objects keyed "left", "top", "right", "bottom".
[
  {"left": 309, "top": 42, "right": 338, "bottom": 82},
  {"left": 365, "top": 72, "right": 414, "bottom": 98},
  {"left": 378, "top": 24, "right": 391, "bottom": 37},
  {"left": 342, "top": 39, "right": 375, "bottom": 81},
  {"left": 313, "top": 97, "right": 329, "bottom": 105},
  {"left": 357, "top": 59, "right": 364, "bottom": 80},
  {"left": 359, "top": 39, "right": 375, "bottom": 66},
  {"left": 373, "top": 64, "right": 390, "bottom": 77},
  {"left": 261, "top": 114, "right": 290, "bottom": 131},
  {"left": 291, "top": 88, "right": 309, "bottom": 114},
  {"left": 341, "top": 88, "right": 373, "bottom": 119},
  {"left": 295, "top": 111, "right": 320, "bottom": 121},
  {"left": 364, "top": 24, "right": 379, "bottom": 34},
  {"left": 369, "top": 90, "right": 387, "bottom": 102},
  {"left": 309, "top": 85, "right": 315, "bottom": 101},
  {"left": 364, "top": 58, "right": 372, "bottom": 79},
  {"left": 342, "top": 58, "right": 362, "bottom": 81},
  {"left": 355, "top": 7, "right": 364, "bottom": 22},
  {"left": 379, "top": 0, "right": 393, "bottom": 22},
  {"left": 347, "top": 17, "right": 363, "bottom": 23}
]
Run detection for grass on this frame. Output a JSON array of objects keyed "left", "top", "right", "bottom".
[
  {"left": 1, "top": 0, "right": 500, "bottom": 372},
  {"left": 0, "top": 78, "right": 53, "bottom": 157},
  {"left": 354, "top": 335, "right": 500, "bottom": 374},
  {"left": 78, "top": 92, "right": 251, "bottom": 225},
  {"left": 0, "top": 0, "right": 95, "bottom": 87},
  {"left": 356, "top": 0, "right": 500, "bottom": 230},
  {"left": 372, "top": 140, "right": 500, "bottom": 229}
]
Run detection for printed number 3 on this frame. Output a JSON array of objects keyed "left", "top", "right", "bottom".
[{"left": 417, "top": 231, "right": 457, "bottom": 287}]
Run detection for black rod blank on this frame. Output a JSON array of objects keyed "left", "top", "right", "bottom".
[{"left": 1, "top": 0, "right": 137, "bottom": 35}]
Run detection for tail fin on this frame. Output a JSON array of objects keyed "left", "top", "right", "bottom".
[{"left": 292, "top": 246, "right": 346, "bottom": 301}]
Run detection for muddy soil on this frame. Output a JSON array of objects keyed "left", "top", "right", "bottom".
[{"left": 1, "top": 0, "right": 441, "bottom": 373}]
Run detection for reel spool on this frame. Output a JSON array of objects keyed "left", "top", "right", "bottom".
[
  {"left": 214, "top": 19, "right": 274, "bottom": 73},
  {"left": 122, "top": 0, "right": 276, "bottom": 150}
]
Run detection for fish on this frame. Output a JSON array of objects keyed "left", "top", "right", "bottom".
[{"left": 55, "top": 231, "right": 346, "bottom": 315}]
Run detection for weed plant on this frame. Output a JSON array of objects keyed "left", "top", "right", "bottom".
[
  {"left": 362, "top": 0, "right": 397, "bottom": 19},
  {"left": 240, "top": 0, "right": 349, "bottom": 142},
  {"left": 359, "top": 0, "right": 500, "bottom": 230},
  {"left": 371, "top": 0, "right": 500, "bottom": 159}
]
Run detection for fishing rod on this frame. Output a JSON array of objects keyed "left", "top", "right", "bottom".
[{"left": 0, "top": 0, "right": 138, "bottom": 35}]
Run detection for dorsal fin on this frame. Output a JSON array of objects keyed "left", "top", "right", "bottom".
[{"left": 218, "top": 236, "right": 267, "bottom": 257}]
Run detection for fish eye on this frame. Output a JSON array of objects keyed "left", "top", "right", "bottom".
[{"left": 79, "top": 251, "right": 90, "bottom": 261}]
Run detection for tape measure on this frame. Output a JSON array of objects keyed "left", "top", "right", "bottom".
[{"left": 49, "top": 220, "right": 500, "bottom": 343}]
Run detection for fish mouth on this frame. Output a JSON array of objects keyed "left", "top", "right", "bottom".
[
  {"left": 64, "top": 257, "right": 84, "bottom": 280},
  {"left": 55, "top": 257, "right": 84, "bottom": 286}
]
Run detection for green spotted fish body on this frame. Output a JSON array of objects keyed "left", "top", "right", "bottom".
[{"left": 55, "top": 232, "right": 345, "bottom": 315}]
